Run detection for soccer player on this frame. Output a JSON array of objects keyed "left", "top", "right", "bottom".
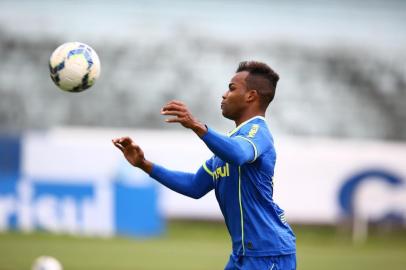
[{"left": 112, "top": 61, "right": 296, "bottom": 270}]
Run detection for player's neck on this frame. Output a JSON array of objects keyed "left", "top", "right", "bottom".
[{"left": 234, "top": 111, "right": 265, "bottom": 127}]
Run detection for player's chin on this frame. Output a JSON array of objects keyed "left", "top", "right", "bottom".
[
  {"left": 221, "top": 108, "right": 226, "bottom": 116},
  {"left": 221, "top": 109, "right": 233, "bottom": 120}
]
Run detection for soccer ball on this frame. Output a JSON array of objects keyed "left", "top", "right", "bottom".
[
  {"left": 49, "top": 42, "right": 101, "bottom": 92},
  {"left": 31, "top": 256, "right": 63, "bottom": 270}
]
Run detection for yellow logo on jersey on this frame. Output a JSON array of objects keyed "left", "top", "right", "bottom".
[
  {"left": 248, "top": 124, "right": 259, "bottom": 138},
  {"left": 213, "top": 163, "right": 229, "bottom": 180}
]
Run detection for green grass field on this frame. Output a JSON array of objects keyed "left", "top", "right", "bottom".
[{"left": 1, "top": 221, "right": 406, "bottom": 270}]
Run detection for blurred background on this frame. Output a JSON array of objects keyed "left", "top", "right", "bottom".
[{"left": 0, "top": 0, "right": 405, "bottom": 269}]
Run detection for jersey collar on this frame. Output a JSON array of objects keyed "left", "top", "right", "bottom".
[{"left": 227, "top": 116, "right": 266, "bottom": 137}]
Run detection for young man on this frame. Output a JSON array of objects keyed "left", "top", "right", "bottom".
[{"left": 113, "top": 61, "right": 296, "bottom": 270}]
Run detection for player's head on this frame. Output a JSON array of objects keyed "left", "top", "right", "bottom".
[{"left": 221, "top": 61, "right": 279, "bottom": 120}]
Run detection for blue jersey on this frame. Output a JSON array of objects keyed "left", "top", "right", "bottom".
[{"left": 203, "top": 116, "right": 296, "bottom": 256}]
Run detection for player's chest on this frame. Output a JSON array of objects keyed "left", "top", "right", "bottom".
[{"left": 211, "top": 157, "right": 239, "bottom": 188}]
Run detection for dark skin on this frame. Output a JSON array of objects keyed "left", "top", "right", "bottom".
[{"left": 112, "top": 71, "right": 265, "bottom": 174}]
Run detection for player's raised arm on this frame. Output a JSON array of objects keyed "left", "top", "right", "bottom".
[
  {"left": 112, "top": 136, "right": 213, "bottom": 199},
  {"left": 200, "top": 127, "right": 257, "bottom": 165},
  {"left": 161, "top": 100, "right": 256, "bottom": 165}
]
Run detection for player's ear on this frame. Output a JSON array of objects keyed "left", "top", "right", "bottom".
[{"left": 246, "top": 89, "right": 259, "bottom": 103}]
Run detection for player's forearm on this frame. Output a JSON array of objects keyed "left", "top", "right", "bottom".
[
  {"left": 201, "top": 127, "right": 255, "bottom": 165},
  {"left": 149, "top": 164, "right": 212, "bottom": 199}
]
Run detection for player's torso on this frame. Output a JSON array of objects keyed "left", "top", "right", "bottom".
[
  {"left": 212, "top": 121, "right": 275, "bottom": 212},
  {"left": 212, "top": 131, "right": 276, "bottom": 254},
  {"left": 212, "top": 120, "right": 295, "bottom": 256}
]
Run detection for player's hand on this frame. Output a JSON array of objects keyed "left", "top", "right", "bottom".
[
  {"left": 161, "top": 100, "right": 207, "bottom": 137},
  {"left": 112, "top": 136, "right": 152, "bottom": 173}
]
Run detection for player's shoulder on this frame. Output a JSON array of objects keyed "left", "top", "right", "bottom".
[{"left": 239, "top": 116, "right": 270, "bottom": 136}]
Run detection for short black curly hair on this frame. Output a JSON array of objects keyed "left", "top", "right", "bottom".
[{"left": 236, "top": 61, "right": 279, "bottom": 109}]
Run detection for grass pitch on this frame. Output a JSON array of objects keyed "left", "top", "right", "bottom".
[{"left": 1, "top": 221, "right": 405, "bottom": 270}]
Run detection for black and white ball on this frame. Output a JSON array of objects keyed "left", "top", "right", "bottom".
[{"left": 49, "top": 42, "right": 101, "bottom": 92}]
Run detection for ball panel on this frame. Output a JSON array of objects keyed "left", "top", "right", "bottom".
[{"left": 58, "top": 67, "right": 85, "bottom": 91}]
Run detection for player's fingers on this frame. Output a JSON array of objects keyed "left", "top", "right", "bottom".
[
  {"left": 112, "top": 141, "right": 125, "bottom": 153},
  {"left": 161, "top": 110, "right": 184, "bottom": 116},
  {"left": 112, "top": 138, "right": 122, "bottom": 145},
  {"left": 112, "top": 137, "right": 126, "bottom": 143},
  {"left": 165, "top": 117, "right": 183, "bottom": 123},
  {"left": 161, "top": 103, "right": 185, "bottom": 113},
  {"left": 118, "top": 137, "right": 133, "bottom": 146},
  {"left": 163, "top": 100, "right": 186, "bottom": 108}
]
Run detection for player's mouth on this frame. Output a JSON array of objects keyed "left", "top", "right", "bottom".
[{"left": 221, "top": 102, "right": 225, "bottom": 109}]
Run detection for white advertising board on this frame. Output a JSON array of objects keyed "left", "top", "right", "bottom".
[{"left": 1, "top": 128, "right": 405, "bottom": 237}]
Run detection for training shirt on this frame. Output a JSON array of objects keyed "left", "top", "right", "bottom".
[{"left": 201, "top": 116, "right": 296, "bottom": 256}]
